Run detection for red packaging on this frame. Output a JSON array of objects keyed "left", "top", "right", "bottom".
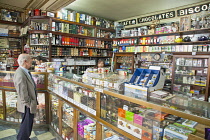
[{"left": 34, "top": 9, "right": 40, "bottom": 16}]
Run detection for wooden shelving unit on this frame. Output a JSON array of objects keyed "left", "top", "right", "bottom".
[{"left": 114, "top": 28, "right": 210, "bottom": 39}]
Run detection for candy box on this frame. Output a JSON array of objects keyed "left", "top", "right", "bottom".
[
  {"left": 142, "top": 130, "right": 152, "bottom": 140},
  {"left": 142, "top": 118, "right": 153, "bottom": 133}
]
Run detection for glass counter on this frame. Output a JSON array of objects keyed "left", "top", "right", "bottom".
[
  {"left": 50, "top": 94, "right": 60, "bottom": 133},
  {"left": 0, "top": 90, "right": 3, "bottom": 119},
  {"left": 62, "top": 101, "right": 74, "bottom": 140},
  {"left": 102, "top": 125, "right": 129, "bottom": 140},
  {"left": 5, "top": 91, "right": 21, "bottom": 122},
  {"left": 34, "top": 93, "right": 46, "bottom": 124},
  {"left": 49, "top": 72, "right": 210, "bottom": 121},
  {"left": 48, "top": 73, "right": 96, "bottom": 116},
  {"left": 77, "top": 113, "right": 96, "bottom": 140}
]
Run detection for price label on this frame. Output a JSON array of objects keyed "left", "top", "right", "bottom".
[
  {"left": 94, "top": 87, "right": 103, "bottom": 93},
  {"left": 81, "top": 104, "right": 87, "bottom": 111},
  {"left": 162, "top": 51, "right": 165, "bottom": 54},
  {"left": 192, "top": 52, "right": 196, "bottom": 55}
]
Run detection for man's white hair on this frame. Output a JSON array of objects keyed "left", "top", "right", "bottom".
[{"left": 17, "top": 54, "right": 30, "bottom": 66}]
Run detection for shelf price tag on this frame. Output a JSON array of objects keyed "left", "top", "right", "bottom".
[
  {"left": 192, "top": 52, "right": 196, "bottom": 55},
  {"left": 94, "top": 87, "right": 103, "bottom": 93},
  {"left": 162, "top": 52, "right": 165, "bottom": 54}
]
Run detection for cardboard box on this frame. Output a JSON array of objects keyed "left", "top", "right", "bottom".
[
  {"left": 134, "top": 114, "right": 143, "bottom": 126},
  {"left": 118, "top": 108, "right": 126, "bottom": 118}
]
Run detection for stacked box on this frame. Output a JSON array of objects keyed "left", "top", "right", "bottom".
[{"left": 77, "top": 119, "right": 94, "bottom": 137}]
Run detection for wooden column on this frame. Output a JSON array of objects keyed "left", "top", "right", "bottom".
[
  {"left": 2, "top": 90, "right": 6, "bottom": 121},
  {"left": 96, "top": 91, "right": 102, "bottom": 139},
  {"left": 58, "top": 99, "right": 63, "bottom": 135},
  {"left": 73, "top": 109, "right": 79, "bottom": 140}
]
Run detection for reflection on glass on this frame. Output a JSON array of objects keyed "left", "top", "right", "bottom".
[
  {"left": 0, "top": 90, "right": 3, "bottom": 119},
  {"left": 34, "top": 93, "right": 46, "bottom": 124},
  {"left": 78, "top": 113, "right": 96, "bottom": 140},
  {"left": 62, "top": 102, "right": 74, "bottom": 140},
  {"left": 102, "top": 125, "right": 129, "bottom": 140},
  {"left": 2, "top": 73, "right": 15, "bottom": 87},
  {"left": 32, "top": 74, "right": 45, "bottom": 89},
  {"left": 5, "top": 91, "right": 21, "bottom": 122},
  {"left": 100, "top": 93, "right": 202, "bottom": 139},
  {"left": 51, "top": 95, "right": 60, "bottom": 133}
]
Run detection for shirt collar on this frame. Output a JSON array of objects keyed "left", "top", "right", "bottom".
[{"left": 20, "top": 66, "right": 29, "bottom": 73}]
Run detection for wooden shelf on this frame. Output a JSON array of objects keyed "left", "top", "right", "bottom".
[
  {"left": 51, "top": 31, "right": 113, "bottom": 41},
  {"left": 140, "top": 61, "right": 172, "bottom": 63},
  {"left": 52, "top": 18, "right": 115, "bottom": 32},
  {"left": 114, "top": 41, "right": 210, "bottom": 46},
  {"left": 0, "top": 20, "right": 22, "bottom": 26},
  {"left": 52, "top": 55, "right": 111, "bottom": 58},
  {"left": 114, "top": 52, "right": 210, "bottom": 55},
  {"left": 174, "top": 83, "right": 206, "bottom": 87},
  {"left": 28, "top": 30, "right": 50, "bottom": 34},
  {"left": 28, "top": 30, "right": 113, "bottom": 41},
  {"left": 115, "top": 28, "right": 210, "bottom": 39},
  {"left": 0, "top": 35, "right": 21, "bottom": 38},
  {"left": 52, "top": 45, "right": 112, "bottom": 50}
]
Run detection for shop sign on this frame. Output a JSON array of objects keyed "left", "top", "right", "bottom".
[
  {"left": 118, "top": 19, "right": 137, "bottom": 26},
  {"left": 137, "top": 11, "right": 175, "bottom": 23},
  {"left": 177, "top": 3, "right": 210, "bottom": 16}
]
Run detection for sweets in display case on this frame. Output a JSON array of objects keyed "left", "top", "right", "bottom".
[
  {"left": 62, "top": 102, "right": 74, "bottom": 140},
  {"left": 0, "top": 90, "right": 3, "bottom": 119},
  {"left": 34, "top": 93, "right": 46, "bottom": 124}
]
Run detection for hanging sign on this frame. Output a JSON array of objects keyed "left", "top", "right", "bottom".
[
  {"left": 137, "top": 11, "right": 175, "bottom": 23},
  {"left": 177, "top": 3, "right": 210, "bottom": 16}
]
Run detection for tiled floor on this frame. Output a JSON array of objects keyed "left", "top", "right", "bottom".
[{"left": 0, "top": 125, "right": 56, "bottom": 140}]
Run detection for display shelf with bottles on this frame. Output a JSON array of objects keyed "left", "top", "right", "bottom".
[
  {"left": 172, "top": 55, "right": 210, "bottom": 101},
  {"left": 29, "top": 45, "right": 49, "bottom": 58},
  {"left": 30, "top": 33, "right": 50, "bottom": 45},
  {"left": 52, "top": 47, "right": 112, "bottom": 58},
  {"left": 52, "top": 17, "right": 114, "bottom": 32},
  {"left": 114, "top": 53, "right": 134, "bottom": 73},
  {"left": 24, "top": 15, "right": 114, "bottom": 62}
]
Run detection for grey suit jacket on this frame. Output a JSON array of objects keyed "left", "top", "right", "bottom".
[{"left": 13, "top": 67, "right": 37, "bottom": 114}]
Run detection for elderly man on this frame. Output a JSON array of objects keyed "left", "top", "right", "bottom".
[{"left": 13, "top": 54, "right": 38, "bottom": 140}]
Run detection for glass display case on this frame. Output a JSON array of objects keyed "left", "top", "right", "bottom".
[
  {"left": 62, "top": 102, "right": 74, "bottom": 140},
  {"left": 0, "top": 72, "right": 15, "bottom": 87},
  {"left": 102, "top": 125, "right": 129, "bottom": 140},
  {"left": 34, "top": 93, "right": 46, "bottom": 124},
  {"left": 0, "top": 90, "right": 3, "bottom": 119},
  {"left": 48, "top": 73, "right": 97, "bottom": 116},
  {"left": 0, "top": 71, "right": 47, "bottom": 90},
  {"left": 5, "top": 91, "right": 47, "bottom": 123},
  {"left": 47, "top": 73, "right": 209, "bottom": 139},
  {"left": 172, "top": 55, "right": 210, "bottom": 101},
  {"left": 77, "top": 113, "right": 96, "bottom": 140},
  {"left": 50, "top": 94, "right": 60, "bottom": 133},
  {"left": 5, "top": 91, "right": 21, "bottom": 122},
  {"left": 31, "top": 73, "right": 46, "bottom": 89}
]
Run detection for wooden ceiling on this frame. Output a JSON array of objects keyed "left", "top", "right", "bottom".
[
  {"left": 0, "top": 0, "right": 75, "bottom": 12},
  {"left": 0, "top": 0, "right": 207, "bottom": 21}
]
